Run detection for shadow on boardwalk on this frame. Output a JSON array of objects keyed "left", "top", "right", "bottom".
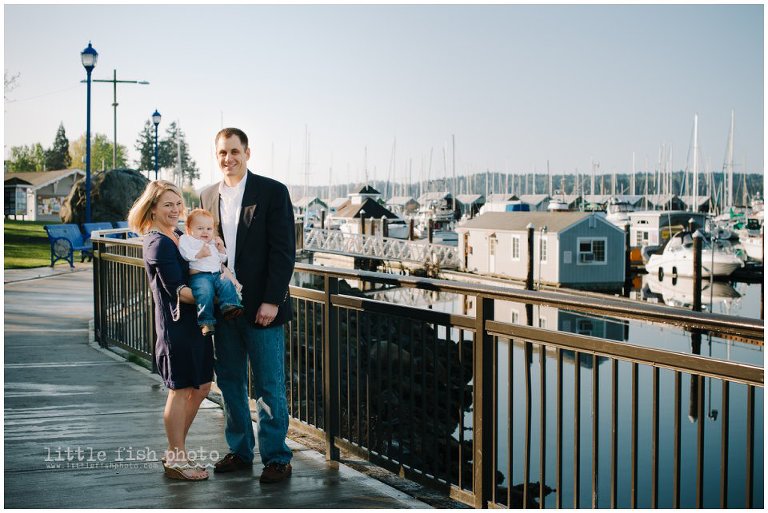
[{"left": 3, "top": 267, "right": 428, "bottom": 508}]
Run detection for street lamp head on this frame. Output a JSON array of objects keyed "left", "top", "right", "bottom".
[
  {"left": 152, "top": 110, "right": 162, "bottom": 127},
  {"left": 80, "top": 42, "right": 98, "bottom": 71}
]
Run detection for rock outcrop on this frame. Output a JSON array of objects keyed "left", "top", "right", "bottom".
[{"left": 60, "top": 168, "right": 149, "bottom": 224}]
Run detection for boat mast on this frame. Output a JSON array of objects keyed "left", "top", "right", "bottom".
[
  {"left": 724, "top": 109, "right": 735, "bottom": 210},
  {"left": 303, "top": 125, "right": 309, "bottom": 201},
  {"left": 547, "top": 160, "right": 552, "bottom": 197},
  {"left": 451, "top": 134, "right": 456, "bottom": 213},
  {"left": 693, "top": 113, "right": 699, "bottom": 213}
]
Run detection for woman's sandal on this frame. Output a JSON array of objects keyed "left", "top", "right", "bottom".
[{"left": 164, "top": 462, "right": 209, "bottom": 481}]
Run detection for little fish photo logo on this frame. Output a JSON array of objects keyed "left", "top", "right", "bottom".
[{"left": 43, "top": 446, "right": 219, "bottom": 470}]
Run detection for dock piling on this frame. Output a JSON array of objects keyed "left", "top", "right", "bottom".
[{"left": 693, "top": 231, "right": 703, "bottom": 312}]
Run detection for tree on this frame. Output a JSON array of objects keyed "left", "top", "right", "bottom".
[
  {"left": 134, "top": 120, "right": 156, "bottom": 173},
  {"left": 69, "top": 133, "right": 128, "bottom": 171},
  {"left": 7, "top": 144, "right": 45, "bottom": 172},
  {"left": 45, "top": 122, "right": 71, "bottom": 170},
  {"left": 158, "top": 121, "right": 200, "bottom": 185}
]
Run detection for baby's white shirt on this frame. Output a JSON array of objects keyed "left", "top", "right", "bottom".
[{"left": 178, "top": 234, "right": 227, "bottom": 273}]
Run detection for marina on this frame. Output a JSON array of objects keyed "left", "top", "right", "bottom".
[
  {"left": 5, "top": 4, "right": 763, "bottom": 510},
  {"left": 292, "top": 183, "right": 763, "bottom": 508}
]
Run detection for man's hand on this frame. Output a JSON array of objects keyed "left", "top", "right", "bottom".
[
  {"left": 255, "top": 303, "right": 278, "bottom": 326},
  {"left": 195, "top": 244, "right": 212, "bottom": 259},
  {"left": 220, "top": 266, "right": 243, "bottom": 293}
]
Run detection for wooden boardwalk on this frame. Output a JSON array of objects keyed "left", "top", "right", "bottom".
[{"left": 3, "top": 267, "right": 428, "bottom": 509}]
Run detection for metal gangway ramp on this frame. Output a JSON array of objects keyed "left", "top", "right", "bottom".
[{"left": 303, "top": 228, "right": 460, "bottom": 269}]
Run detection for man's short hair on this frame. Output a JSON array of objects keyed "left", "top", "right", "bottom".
[{"left": 215, "top": 128, "right": 249, "bottom": 149}]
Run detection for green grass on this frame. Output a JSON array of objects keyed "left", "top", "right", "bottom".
[{"left": 4, "top": 220, "right": 55, "bottom": 269}]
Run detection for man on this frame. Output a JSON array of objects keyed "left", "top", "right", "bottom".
[{"left": 200, "top": 127, "right": 295, "bottom": 483}]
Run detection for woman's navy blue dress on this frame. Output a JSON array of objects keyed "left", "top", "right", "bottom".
[{"left": 143, "top": 230, "right": 214, "bottom": 389}]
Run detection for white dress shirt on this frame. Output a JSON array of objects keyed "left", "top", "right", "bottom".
[
  {"left": 178, "top": 234, "right": 227, "bottom": 273},
  {"left": 218, "top": 174, "right": 247, "bottom": 277}
]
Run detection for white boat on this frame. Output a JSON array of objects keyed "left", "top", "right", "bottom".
[
  {"left": 605, "top": 197, "right": 634, "bottom": 227},
  {"left": 413, "top": 198, "right": 456, "bottom": 239},
  {"left": 547, "top": 198, "right": 569, "bottom": 211},
  {"left": 644, "top": 231, "right": 744, "bottom": 278},
  {"left": 732, "top": 215, "right": 764, "bottom": 262},
  {"left": 737, "top": 235, "right": 764, "bottom": 262}
]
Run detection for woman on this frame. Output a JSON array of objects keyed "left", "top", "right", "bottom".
[{"left": 127, "top": 180, "right": 213, "bottom": 481}]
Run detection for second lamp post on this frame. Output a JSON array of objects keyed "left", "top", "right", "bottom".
[{"left": 152, "top": 110, "right": 162, "bottom": 180}]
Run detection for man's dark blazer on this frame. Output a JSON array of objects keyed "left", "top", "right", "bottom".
[{"left": 200, "top": 171, "right": 295, "bottom": 327}]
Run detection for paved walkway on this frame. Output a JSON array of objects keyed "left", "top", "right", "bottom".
[{"left": 3, "top": 266, "right": 428, "bottom": 508}]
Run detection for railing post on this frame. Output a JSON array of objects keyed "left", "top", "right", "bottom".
[
  {"left": 526, "top": 223, "right": 535, "bottom": 325},
  {"left": 473, "top": 296, "right": 494, "bottom": 507},
  {"left": 623, "top": 222, "right": 632, "bottom": 297},
  {"left": 526, "top": 223, "right": 535, "bottom": 290},
  {"left": 323, "top": 275, "right": 340, "bottom": 461},
  {"left": 92, "top": 238, "right": 102, "bottom": 345}
]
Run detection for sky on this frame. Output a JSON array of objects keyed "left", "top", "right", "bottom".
[{"left": 3, "top": 3, "right": 764, "bottom": 192}]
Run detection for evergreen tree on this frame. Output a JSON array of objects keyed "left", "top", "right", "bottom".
[
  {"left": 45, "top": 122, "right": 71, "bottom": 170},
  {"left": 134, "top": 120, "right": 157, "bottom": 173},
  {"left": 159, "top": 121, "right": 200, "bottom": 185}
]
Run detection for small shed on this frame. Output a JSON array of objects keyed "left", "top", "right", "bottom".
[
  {"left": 455, "top": 211, "right": 626, "bottom": 290},
  {"left": 328, "top": 197, "right": 349, "bottom": 213},
  {"left": 561, "top": 194, "right": 584, "bottom": 210},
  {"left": 645, "top": 194, "right": 685, "bottom": 211},
  {"left": 293, "top": 196, "right": 328, "bottom": 214},
  {"left": 386, "top": 196, "right": 419, "bottom": 216},
  {"left": 332, "top": 197, "right": 400, "bottom": 235},
  {"left": 486, "top": 193, "right": 518, "bottom": 203},
  {"left": 678, "top": 195, "right": 713, "bottom": 213},
  {"left": 519, "top": 194, "right": 551, "bottom": 212},
  {"left": 4, "top": 169, "right": 85, "bottom": 221},
  {"left": 455, "top": 194, "right": 485, "bottom": 218},
  {"left": 334, "top": 197, "right": 399, "bottom": 221},
  {"left": 349, "top": 184, "right": 382, "bottom": 205}
]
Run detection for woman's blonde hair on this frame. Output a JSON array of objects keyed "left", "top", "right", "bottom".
[{"left": 127, "top": 180, "right": 185, "bottom": 235}]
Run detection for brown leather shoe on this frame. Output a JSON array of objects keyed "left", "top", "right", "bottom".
[
  {"left": 222, "top": 306, "right": 244, "bottom": 321},
  {"left": 259, "top": 462, "right": 292, "bottom": 483},
  {"left": 213, "top": 453, "right": 252, "bottom": 473}
]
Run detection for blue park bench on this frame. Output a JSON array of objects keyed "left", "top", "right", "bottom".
[
  {"left": 43, "top": 224, "right": 93, "bottom": 268},
  {"left": 112, "top": 220, "right": 139, "bottom": 238},
  {"left": 82, "top": 222, "right": 115, "bottom": 242}
]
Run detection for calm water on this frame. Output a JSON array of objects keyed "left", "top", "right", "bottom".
[{"left": 370, "top": 278, "right": 763, "bottom": 508}]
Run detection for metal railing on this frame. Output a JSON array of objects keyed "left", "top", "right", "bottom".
[
  {"left": 304, "top": 227, "right": 460, "bottom": 268},
  {"left": 92, "top": 233, "right": 764, "bottom": 508}
]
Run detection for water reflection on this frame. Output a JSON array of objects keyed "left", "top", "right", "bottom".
[
  {"left": 643, "top": 273, "right": 741, "bottom": 312},
  {"left": 290, "top": 270, "right": 762, "bottom": 507}
]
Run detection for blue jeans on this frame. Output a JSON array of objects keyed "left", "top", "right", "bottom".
[
  {"left": 214, "top": 319, "right": 292, "bottom": 465},
  {"left": 189, "top": 272, "right": 242, "bottom": 328}
]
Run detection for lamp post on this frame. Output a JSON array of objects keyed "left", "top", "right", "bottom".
[
  {"left": 81, "top": 42, "right": 98, "bottom": 223},
  {"left": 83, "top": 70, "right": 150, "bottom": 169},
  {"left": 152, "top": 110, "right": 161, "bottom": 180}
]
